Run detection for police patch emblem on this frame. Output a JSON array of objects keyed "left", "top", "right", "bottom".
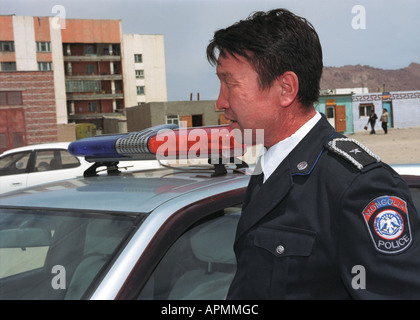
[{"left": 362, "top": 196, "right": 411, "bottom": 254}]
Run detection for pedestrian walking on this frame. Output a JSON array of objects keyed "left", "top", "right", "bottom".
[
  {"left": 368, "top": 110, "right": 377, "bottom": 134},
  {"left": 380, "top": 108, "right": 390, "bottom": 134}
]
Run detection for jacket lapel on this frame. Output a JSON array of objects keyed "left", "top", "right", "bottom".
[
  {"left": 234, "top": 115, "right": 336, "bottom": 245},
  {"left": 235, "top": 158, "right": 293, "bottom": 243}
]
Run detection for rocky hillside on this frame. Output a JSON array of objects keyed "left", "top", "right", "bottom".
[{"left": 320, "top": 63, "right": 420, "bottom": 92}]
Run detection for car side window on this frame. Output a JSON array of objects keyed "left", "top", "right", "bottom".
[
  {"left": 0, "top": 151, "right": 31, "bottom": 176},
  {"left": 34, "top": 149, "right": 80, "bottom": 172},
  {"left": 60, "top": 150, "right": 80, "bottom": 169},
  {"left": 137, "top": 205, "right": 241, "bottom": 300},
  {"left": 35, "top": 150, "right": 55, "bottom": 172}
]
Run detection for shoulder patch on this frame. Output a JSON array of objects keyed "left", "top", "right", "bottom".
[
  {"left": 327, "top": 138, "right": 380, "bottom": 170},
  {"left": 362, "top": 195, "right": 412, "bottom": 254}
]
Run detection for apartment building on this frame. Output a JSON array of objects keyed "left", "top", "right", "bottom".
[{"left": 0, "top": 15, "right": 167, "bottom": 152}]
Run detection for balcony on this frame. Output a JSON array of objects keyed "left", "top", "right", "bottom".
[
  {"left": 66, "top": 91, "right": 124, "bottom": 100},
  {"left": 65, "top": 72, "right": 123, "bottom": 81},
  {"left": 63, "top": 54, "right": 121, "bottom": 62}
]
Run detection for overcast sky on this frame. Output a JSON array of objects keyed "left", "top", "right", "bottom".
[{"left": 1, "top": 0, "right": 419, "bottom": 101}]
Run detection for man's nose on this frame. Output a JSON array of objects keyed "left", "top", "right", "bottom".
[{"left": 215, "top": 86, "right": 229, "bottom": 111}]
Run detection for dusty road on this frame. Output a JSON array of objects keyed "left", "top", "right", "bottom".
[{"left": 349, "top": 126, "right": 420, "bottom": 164}]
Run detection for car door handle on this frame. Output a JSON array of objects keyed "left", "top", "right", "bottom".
[{"left": 11, "top": 182, "right": 23, "bottom": 186}]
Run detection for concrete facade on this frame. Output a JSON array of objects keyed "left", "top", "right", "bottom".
[{"left": 122, "top": 34, "right": 167, "bottom": 106}]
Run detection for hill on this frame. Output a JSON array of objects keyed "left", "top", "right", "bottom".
[{"left": 320, "top": 63, "right": 420, "bottom": 92}]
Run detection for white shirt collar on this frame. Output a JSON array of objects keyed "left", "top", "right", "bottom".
[{"left": 259, "top": 111, "right": 321, "bottom": 183}]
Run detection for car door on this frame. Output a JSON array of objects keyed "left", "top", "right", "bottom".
[
  {"left": 0, "top": 151, "right": 32, "bottom": 193},
  {"left": 137, "top": 206, "right": 241, "bottom": 300},
  {"left": 110, "top": 186, "right": 246, "bottom": 300}
]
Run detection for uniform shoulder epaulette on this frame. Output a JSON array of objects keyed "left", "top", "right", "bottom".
[{"left": 326, "top": 138, "right": 381, "bottom": 170}]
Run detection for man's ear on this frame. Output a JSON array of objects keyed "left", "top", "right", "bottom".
[{"left": 277, "top": 71, "right": 299, "bottom": 107}]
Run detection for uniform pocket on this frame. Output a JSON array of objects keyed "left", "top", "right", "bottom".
[
  {"left": 254, "top": 224, "right": 316, "bottom": 257},
  {"left": 252, "top": 224, "right": 316, "bottom": 299}
]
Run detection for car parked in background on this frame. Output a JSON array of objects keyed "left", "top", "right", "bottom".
[
  {"left": 0, "top": 142, "right": 166, "bottom": 194},
  {"left": 0, "top": 142, "right": 91, "bottom": 194}
]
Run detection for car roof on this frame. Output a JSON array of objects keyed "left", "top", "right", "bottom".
[
  {"left": 391, "top": 164, "right": 420, "bottom": 176},
  {"left": 0, "top": 167, "right": 250, "bottom": 214},
  {"left": 1, "top": 142, "right": 71, "bottom": 156}
]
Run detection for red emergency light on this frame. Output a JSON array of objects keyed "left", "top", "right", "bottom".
[{"left": 69, "top": 124, "right": 248, "bottom": 163}]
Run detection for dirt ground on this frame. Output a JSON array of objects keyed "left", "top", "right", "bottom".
[{"left": 348, "top": 126, "right": 420, "bottom": 164}]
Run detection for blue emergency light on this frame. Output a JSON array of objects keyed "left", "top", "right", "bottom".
[
  {"left": 69, "top": 124, "right": 177, "bottom": 162},
  {"left": 69, "top": 124, "right": 247, "bottom": 163}
]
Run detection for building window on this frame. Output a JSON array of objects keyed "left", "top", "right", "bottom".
[
  {"left": 134, "top": 54, "right": 143, "bottom": 63},
  {"left": 88, "top": 102, "right": 98, "bottom": 113},
  {"left": 0, "top": 41, "right": 15, "bottom": 52},
  {"left": 38, "top": 62, "right": 53, "bottom": 71},
  {"left": 135, "top": 70, "right": 144, "bottom": 79},
  {"left": 84, "top": 44, "right": 94, "bottom": 55},
  {"left": 0, "top": 91, "right": 23, "bottom": 105},
  {"left": 136, "top": 86, "right": 145, "bottom": 95},
  {"left": 326, "top": 106, "right": 335, "bottom": 119},
  {"left": 85, "top": 64, "right": 95, "bottom": 75},
  {"left": 36, "top": 42, "right": 51, "bottom": 52},
  {"left": 166, "top": 115, "right": 179, "bottom": 125},
  {"left": 359, "top": 104, "right": 373, "bottom": 117},
  {"left": 0, "top": 62, "right": 17, "bottom": 71}
]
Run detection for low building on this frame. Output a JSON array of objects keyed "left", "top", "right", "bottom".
[
  {"left": 352, "top": 90, "right": 420, "bottom": 131},
  {"left": 126, "top": 90, "right": 420, "bottom": 139},
  {"left": 316, "top": 88, "right": 420, "bottom": 134},
  {"left": 315, "top": 93, "right": 354, "bottom": 134},
  {"left": 126, "top": 100, "right": 228, "bottom": 131}
]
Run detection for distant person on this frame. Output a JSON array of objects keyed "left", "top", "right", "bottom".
[
  {"left": 368, "top": 110, "right": 377, "bottom": 134},
  {"left": 380, "top": 108, "right": 390, "bottom": 134}
]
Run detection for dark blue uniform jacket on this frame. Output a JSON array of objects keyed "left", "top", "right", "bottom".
[{"left": 227, "top": 115, "right": 420, "bottom": 299}]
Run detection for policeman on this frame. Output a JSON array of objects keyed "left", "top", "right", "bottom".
[{"left": 207, "top": 8, "right": 420, "bottom": 299}]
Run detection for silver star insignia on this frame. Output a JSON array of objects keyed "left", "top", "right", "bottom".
[{"left": 349, "top": 148, "right": 361, "bottom": 154}]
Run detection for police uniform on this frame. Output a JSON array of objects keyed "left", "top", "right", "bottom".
[{"left": 227, "top": 114, "right": 420, "bottom": 299}]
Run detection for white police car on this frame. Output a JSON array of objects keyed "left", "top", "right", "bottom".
[
  {"left": 0, "top": 125, "right": 251, "bottom": 300},
  {"left": 0, "top": 125, "right": 418, "bottom": 300},
  {"left": 0, "top": 142, "right": 92, "bottom": 194},
  {"left": 0, "top": 142, "right": 167, "bottom": 195}
]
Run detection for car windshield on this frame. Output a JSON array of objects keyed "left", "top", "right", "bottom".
[{"left": 0, "top": 208, "right": 140, "bottom": 300}]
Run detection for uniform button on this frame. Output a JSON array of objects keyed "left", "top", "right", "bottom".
[
  {"left": 297, "top": 161, "right": 308, "bottom": 170},
  {"left": 276, "top": 245, "right": 285, "bottom": 255}
]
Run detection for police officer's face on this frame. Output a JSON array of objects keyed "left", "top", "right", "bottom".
[{"left": 215, "top": 52, "right": 281, "bottom": 145}]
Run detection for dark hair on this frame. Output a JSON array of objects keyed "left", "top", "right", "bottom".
[{"left": 207, "top": 9, "right": 323, "bottom": 106}]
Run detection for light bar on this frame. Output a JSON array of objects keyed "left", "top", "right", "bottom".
[{"left": 68, "top": 124, "right": 248, "bottom": 163}]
